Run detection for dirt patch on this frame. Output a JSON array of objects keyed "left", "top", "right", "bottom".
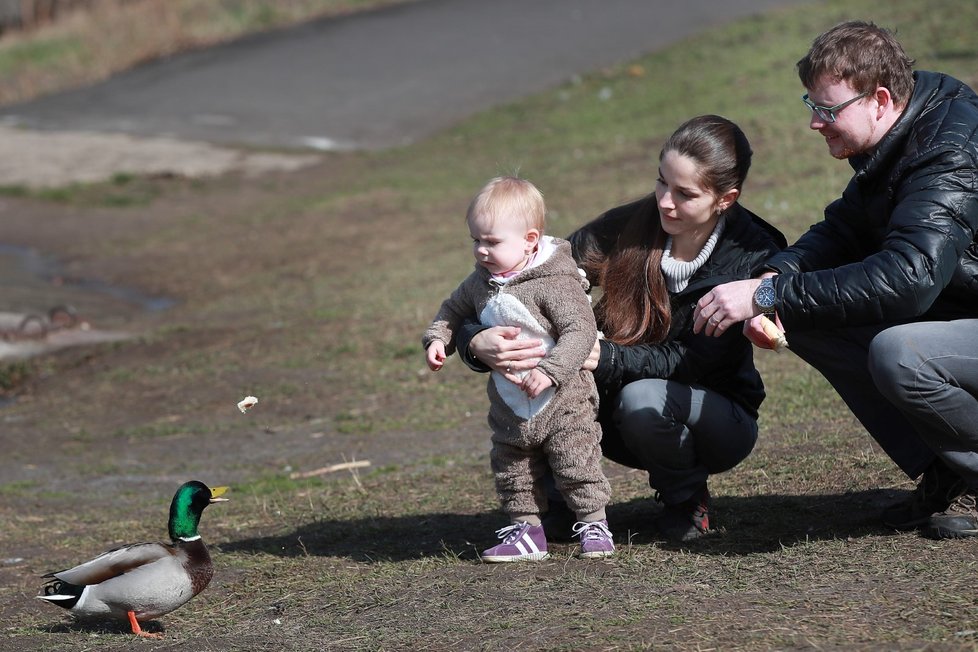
[{"left": 0, "top": 125, "right": 321, "bottom": 188}]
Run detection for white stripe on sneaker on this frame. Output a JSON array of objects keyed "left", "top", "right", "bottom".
[{"left": 516, "top": 534, "right": 540, "bottom": 556}]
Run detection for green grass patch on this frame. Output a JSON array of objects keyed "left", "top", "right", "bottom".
[
  {"left": 0, "top": 360, "right": 32, "bottom": 393},
  {"left": 0, "top": 35, "right": 84, "bottom": 75},
  {"left": 0, "top": 479, "right": 38, "bottom": 495}
]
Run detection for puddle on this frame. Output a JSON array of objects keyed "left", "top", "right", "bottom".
[
  {"left": 0, "top": 244, "right": 175, "bottom": 317},
  {"left": 0, "top": 243, "right": 175, "bottom": 367}
]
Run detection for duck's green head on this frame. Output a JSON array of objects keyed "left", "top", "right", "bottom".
[{"left": 168, "top": 480, "right": 229, "bottom": 542}]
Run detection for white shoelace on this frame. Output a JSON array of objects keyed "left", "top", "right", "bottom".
[
  {"left": 495, "top": 522, "right": 529, "bottom": 543},
  {"left": 572, "top": 520, "right": 613, "bottom": 542}
]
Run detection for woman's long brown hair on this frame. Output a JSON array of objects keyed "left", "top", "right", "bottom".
[
  {"left": 587, "top": 194, "right": 670, "bottom": 345},
  {"left": 590, "top": 115, "right": 752, "bottom": 346}
]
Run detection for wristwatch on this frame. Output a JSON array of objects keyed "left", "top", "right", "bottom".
[{"left": 753, "top": 277, "right": 776, "bottom": 315}]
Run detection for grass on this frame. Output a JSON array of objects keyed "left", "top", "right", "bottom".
[
  {"left": 2, "top": 0, "right": 978, "bottom": 650},
  {"left": 0, "top": 360, "right": 32, "bottom": 393},
  {"left": 0, "top": 0, "right": 422, "bottom": 106}
]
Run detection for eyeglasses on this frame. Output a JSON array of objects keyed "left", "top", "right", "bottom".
[{"left": 802, "top": 91, "right": 869, "bottom": 123}]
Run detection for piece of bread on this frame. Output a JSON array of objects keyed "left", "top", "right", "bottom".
[
  {"left": 237, "top": 396, "right": 258, "bottom": 413},
  {"left": 759, "top": 315, "right": 788, "bottom": 352}
]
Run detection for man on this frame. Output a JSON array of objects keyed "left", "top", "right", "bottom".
[{"left": 693, "top": 20, "right": 978, "bottom": 539}]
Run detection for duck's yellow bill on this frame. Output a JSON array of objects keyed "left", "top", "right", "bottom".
[{"left": 209, "top": 486, "right": 230, "bottom": 502}]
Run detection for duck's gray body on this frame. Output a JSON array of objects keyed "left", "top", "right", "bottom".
[
  {"left": 39, "top": 537, "right": 213, "bottom": 621},
  {"left": 37, "top": 481, "right": 226, "bottom": 636}
]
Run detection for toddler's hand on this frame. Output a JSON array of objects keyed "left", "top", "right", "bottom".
[
  {"left": 426, "top": 342, "right": 447, "bottom": 371},
  {"left": 521, "top": 368, "right": 553, "bottom": 398}
]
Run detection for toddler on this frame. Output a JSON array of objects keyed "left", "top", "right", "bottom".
[{"left": 423, "top": 176, "right": 614, "bottom": 561}]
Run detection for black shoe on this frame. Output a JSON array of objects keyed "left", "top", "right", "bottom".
[
  {"left": 925, "top": 489, "right": 978, "bottom": 539},
  {"left": 881, "top": 459, "right": 964, "bottom": 531},
  {"left": 654, "top": 485, "right": 711, "bottom": 542}
]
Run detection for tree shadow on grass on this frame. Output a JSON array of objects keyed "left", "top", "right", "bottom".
[{"left": 219, "top": 487, "right": 914, "bottom": 562}]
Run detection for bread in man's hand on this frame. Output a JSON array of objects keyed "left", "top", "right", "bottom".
[{"left": 759, "top": 315, "right": 788, "bottom": 352}]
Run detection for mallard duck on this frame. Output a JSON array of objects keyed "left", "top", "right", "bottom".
[{"left": 37, "top": 480, "right": 228, "bottom": 639}]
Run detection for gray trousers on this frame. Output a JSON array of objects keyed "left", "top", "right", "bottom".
[
  {"left": 790, "top": 319, "right": 978, "bottom": 485},
  {"left": 612, "top": 379, "right": 758, "bottom": 505}
]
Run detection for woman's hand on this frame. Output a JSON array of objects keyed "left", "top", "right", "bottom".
[
  {"left": 469, "top": 326, "right": 545, "bottom": 384},
  {"left": 693, "top": 277, "right": 765, "bottom": 336},
  {"left": 582, "top": 338, "right": 601, "bottom": 371}
]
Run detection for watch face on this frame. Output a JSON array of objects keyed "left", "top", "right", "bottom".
[{"left": 755, "top": 284, "right": 776, "bottom": 309}]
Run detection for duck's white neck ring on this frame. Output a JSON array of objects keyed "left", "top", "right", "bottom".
[{"left": 178, "top": 535, "right": 201, "bottom": 542}]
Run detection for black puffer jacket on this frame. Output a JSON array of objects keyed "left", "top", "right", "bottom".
[
  {"left": 765, "top": 71, "right": 978, "bottom": 330},
  {"left": 569, "top": 199, "right": 786, "bottom": 420}
]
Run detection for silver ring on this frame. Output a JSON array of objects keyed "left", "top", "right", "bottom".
[
  {"left": 710, "top": 316, "right": 721, "bottom": 324},
  {"left": 506, "top": 365, "right": 512, "bottom": 374}
]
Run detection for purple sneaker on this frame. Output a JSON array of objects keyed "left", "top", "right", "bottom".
[
  {"left": 572, "top": 519, "right": 615, "bottom": 559},
  {"left": 480, "top": 522, "right": 549, "bottom": 562}
]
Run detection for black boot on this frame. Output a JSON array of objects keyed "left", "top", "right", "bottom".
[
  {"left": 881, "top": 458, "right": 963, "bottom": 531},
  {"left": 654, "top": 484, "right": 711, "bottom": 542},
  {"left": 925, "top": 488, "right": 978, "bottom": 539}
]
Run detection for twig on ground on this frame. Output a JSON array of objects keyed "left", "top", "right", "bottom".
[{"left": 289, "top": 460, "right": 371, "bottom": 479}]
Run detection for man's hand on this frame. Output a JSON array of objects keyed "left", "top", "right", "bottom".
[{"left": 743, "top": 314, "right": 787, "bottom": 351}]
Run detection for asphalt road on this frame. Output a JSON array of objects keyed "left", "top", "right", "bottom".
[{"left": 1, "top": 0, "right": 811, "bottom": 152}]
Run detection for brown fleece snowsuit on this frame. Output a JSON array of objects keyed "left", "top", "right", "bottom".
[{"left": 423, "top": 236, "right": 611, "bottom": 520}]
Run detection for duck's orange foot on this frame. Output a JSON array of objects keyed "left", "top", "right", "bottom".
[{"left": 128, "top": 611, "right": 163, "bottom": 639}]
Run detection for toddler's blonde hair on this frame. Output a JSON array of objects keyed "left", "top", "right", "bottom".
[{"left": 466, "top": 176, "right": 545, "bottom": 232}]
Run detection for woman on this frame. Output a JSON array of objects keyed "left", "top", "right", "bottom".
[{"left": 458, "top": 115, "right": 786, "bottom": 541}]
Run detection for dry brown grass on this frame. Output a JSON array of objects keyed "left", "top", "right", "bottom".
[
  {"left": 1, "top": 0, "right": 978, "bottom": 650},
  {"left": 0, "top": 0, "right": 419, "bottom": 105}
]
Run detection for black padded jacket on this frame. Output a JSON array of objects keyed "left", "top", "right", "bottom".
[{"left": 765, "top": 71, "right": 978, "bottom": 330}]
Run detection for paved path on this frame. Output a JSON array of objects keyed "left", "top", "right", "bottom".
[{"left": 2, "top": 0, "right": 810, "bottom": 152}]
